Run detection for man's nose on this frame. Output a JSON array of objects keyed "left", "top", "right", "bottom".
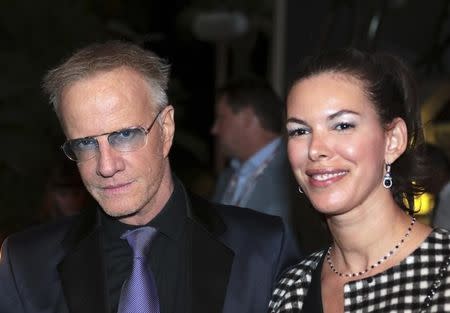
[{"left": 95, "top": 139, "right": 125, "bottom": 177}]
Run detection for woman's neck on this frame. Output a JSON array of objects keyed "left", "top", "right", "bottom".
[{"left": 326, "top": 195, "right": 412, "bottom": 275}]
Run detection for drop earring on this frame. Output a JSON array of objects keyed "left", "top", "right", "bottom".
[
  {"left": 383, "top": 163, "right": 393, "bottom": 189},
  {"left": 298, "top": 186, "right": 303, "bottom": 194}
]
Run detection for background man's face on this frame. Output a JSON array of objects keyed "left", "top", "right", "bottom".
[
  {"left": 211, "top": 95, "right": 248, "bottom": 159},
  {"left": 59, "top": 67, "right": 172, "bottom": 223}
]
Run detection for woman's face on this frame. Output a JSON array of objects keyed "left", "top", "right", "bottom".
[{"left": 286, "top": 72, "right": 391, "bottom": 216}]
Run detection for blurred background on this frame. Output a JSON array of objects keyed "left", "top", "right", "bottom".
[{"left": 1, "top": 0, "right": 449, "bottom": 241}]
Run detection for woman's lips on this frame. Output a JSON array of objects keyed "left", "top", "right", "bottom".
[{"left": 306, "top": 169, "right": 348, "bottom": 187}]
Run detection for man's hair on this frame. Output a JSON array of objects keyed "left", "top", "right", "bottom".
[
  {"left": 42, "top": 40, "right": 171, "bottom": 114},
  {"left": 216, "top": 77, "right": 284, "bottom": 133}
]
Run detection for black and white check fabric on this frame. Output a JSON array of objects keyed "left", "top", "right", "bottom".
[{"left": 269, "top": 228, "right": 450, "bottom": 312}]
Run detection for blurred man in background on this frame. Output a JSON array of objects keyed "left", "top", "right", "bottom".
[{"left": 211, "top": 77, "right": 329, "bottom": 252}]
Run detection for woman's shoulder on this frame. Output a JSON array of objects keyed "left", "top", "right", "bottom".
[
  {"left": 269, "top": 249, "right": 326, "bottom": 312},
  {"left": 431, "top": 227, "right": 450, "bottom": 236},
  {"left": 414, "top": 228, "right": 450, "bottom": 310},
  {"left": 279, "top": 250, "right": 326, "bottom": 282},
  {"left": 427, "top": 227, "right": 450, "bottom": 248},
  {"left": 410, "top": 227, "right": 450, "bottom": 262},
  {"left": 425, "top": 227, "right": 450, "bottom": 259}
]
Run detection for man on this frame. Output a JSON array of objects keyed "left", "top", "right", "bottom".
[
  {"left": 211, "top": 78, "right": 329, "bottom": 252},
  {"left": 0, "top": 41, "right": 300, "bottom": 313}
]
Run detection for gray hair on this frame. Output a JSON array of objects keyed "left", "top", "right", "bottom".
[{"left": 42, "top": 40, "right": 171, "bottom": 114}]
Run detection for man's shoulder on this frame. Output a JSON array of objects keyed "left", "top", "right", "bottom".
[
  {"left": 189, "top": 191, "right": 286, "bottom": 236},
  {"left": 190, "top": 192, "right": 302, "bottom": 258},
  {"left": 192, "top": 191, "right": 284, "bottom": 227},
  {"left": 3, "top": 215, "right": 77, "bottom": 253},
  {"left": 217, "top": 202, "right": 284, "bottom": 227}
]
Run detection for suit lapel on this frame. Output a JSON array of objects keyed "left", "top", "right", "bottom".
[
  {"left": 58, "top": 209, "right": 109, "bottom": 313},
  {"left": 184, "top": 191, "right": 234, "bottom": 313},
  {"left": 188, "top": 219, "right": 234, "bottom": 313}
]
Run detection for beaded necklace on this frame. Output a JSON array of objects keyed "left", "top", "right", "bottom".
[{"left": 326, "top": 216, "right": 416, "bottom": 278}]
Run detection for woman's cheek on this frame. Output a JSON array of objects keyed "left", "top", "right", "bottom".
[{"left": 287, "top": 140, "right": 308, "bottom": 178}]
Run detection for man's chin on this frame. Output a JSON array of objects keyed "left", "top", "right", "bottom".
[{"left": 102, "top": 206, "right": 139, "bottom": 220}]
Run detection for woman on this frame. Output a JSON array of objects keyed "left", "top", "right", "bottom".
[{"left": 269, "top": 48, "right": 450, "bottom": 312}]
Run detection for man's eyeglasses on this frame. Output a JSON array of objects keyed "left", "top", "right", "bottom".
[{"left": 62, "top": 110, "right": 163, "bottom": 162}]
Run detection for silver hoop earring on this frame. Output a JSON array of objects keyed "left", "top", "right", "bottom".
[
  {"left": 383, "top": 163, "right": 393, "bottom": 189},
  {"left": 298, "top": 186, "right": 303, "bottom": 194}
]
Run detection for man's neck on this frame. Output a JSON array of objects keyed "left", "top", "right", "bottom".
[{"left": 239, "top": 132, "right": 279, "bottom": 162}]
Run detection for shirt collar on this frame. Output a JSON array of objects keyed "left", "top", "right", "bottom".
[
  {"left": 100, "top": 176, "right": 186, "bottom": 242},
  {"left": 230, "top": 137, "right": 281, "bottom": 177}
]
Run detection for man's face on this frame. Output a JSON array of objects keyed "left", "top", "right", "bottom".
[
  {"left": 210, "top": 95, "right": 248, "bottom": 159},
  {"left": 59, "top": 67, "right": 174, "bottom": 224}
]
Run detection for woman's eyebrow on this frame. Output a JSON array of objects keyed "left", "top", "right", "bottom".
[
  {"left": 328, "top": 109, "right": 359, "bottom": 121},
  {"left": 286, "top": 117, "right": 307, "bottom": 125},
  {"left": 287, "top": 110, "right": 359, "bottom": 124}
]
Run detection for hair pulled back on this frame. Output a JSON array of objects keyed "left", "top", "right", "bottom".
[{"left": 290, "top": 48, "right": 426, "bottom": 213}]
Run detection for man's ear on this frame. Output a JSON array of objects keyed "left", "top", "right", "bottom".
[
  {"left": 240, "top": 106, "right": 259, "bottom": 128},
  {"left": 161, "top": 105, "right": 175, "bottom": 158},
  {"left": 385, "top": 117, "right": 408, "bottom": 164}
]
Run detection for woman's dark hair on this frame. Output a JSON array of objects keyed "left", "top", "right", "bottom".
[{"left": 289, "top": 48, "right": 426, "bottom": 214}]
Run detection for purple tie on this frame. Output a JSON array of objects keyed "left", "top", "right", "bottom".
[{"left": 118, "top": 227, "right": 160, "bottom": 313}]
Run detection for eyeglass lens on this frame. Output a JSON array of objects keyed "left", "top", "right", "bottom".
[
  {"left": 62, "top": 109, "right": 164, "bottom": 162},
  {"left": 64, "top": 127, "right": 148, "bottom": 161}
]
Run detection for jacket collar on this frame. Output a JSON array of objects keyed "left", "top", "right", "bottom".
[{"left": 179, "top": 181, "right": 234, "bottom": 312}]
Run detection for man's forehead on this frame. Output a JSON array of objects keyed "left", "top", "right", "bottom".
[
  {"left": 65, "top": 66, "right": 145, "bottom": 88},
  {"left": 58, "top": 68, "right": 154, "bottom": 138}
]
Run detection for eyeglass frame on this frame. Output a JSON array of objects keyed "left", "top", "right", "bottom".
[{"left": 61, "top": 109, "right": 164, "bottom": 162}]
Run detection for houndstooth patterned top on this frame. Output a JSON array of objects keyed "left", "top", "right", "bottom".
[{"left": 269, "top": 228, "right": 450, "bottom": 313}]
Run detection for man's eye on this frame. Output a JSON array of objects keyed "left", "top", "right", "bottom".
[
  {"left": 72, "top": 138, "right": 97, "bottom": 150},
  {"left": 110, "top": 128, "right": 143, "bottom": 145},
  {"left": 116, "top": 128, "right": 140, "bottom": 139}
]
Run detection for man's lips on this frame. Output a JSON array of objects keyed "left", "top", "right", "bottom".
[{"left": 100, "top": 181, "right": 133, "bottom": 193}]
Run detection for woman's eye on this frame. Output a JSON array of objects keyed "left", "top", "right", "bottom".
[
  {"left": 335, "top": 122, "right": 355, "bottom": 131},
  {"left": 287, "top": 128, "right": 309, "bottom": 137}
]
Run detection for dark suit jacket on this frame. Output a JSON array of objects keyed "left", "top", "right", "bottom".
[{"left": 0, "top": 188, "right": 300, "bottom": 313}]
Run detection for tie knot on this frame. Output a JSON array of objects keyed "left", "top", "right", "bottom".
[{"left": 121, "top": 226, "right": 158, "bottom": 258}]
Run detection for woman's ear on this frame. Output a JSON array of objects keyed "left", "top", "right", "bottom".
[{"left": 384, "top": 117, "right": 408, "bottom": 164}]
